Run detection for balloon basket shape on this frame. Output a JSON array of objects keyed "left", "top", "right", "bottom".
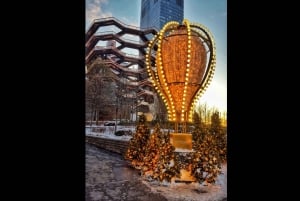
[
  {"left": 170, "top": 133, "right": 193, "bottom": 151},
  {"left": 170, "top": 133, "right": 196, "bottom": 182}
]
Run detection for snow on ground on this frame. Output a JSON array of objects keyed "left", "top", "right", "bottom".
[
  {"left": 86, "top": 125, "right": 227, "bottom": 201},
  {"left": 85, "top": 125, "right": 134, "bottom": 141},
  {"left": 142, "top": 164, "right": 227, "bottom": 201}
]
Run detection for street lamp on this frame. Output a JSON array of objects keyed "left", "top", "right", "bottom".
[
  {"left": 114, "top": 85, "right": 119, "bottom": 134},
  {"left": 114, "top": 102, "right": 118, "bottom": 134}
]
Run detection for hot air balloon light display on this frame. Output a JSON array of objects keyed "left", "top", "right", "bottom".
[
  {"left": 146, "top": 19, "right": 216, "bottom": 132},
  {"left": 145, "top": 19, "right": 216, "bottom": 181}
]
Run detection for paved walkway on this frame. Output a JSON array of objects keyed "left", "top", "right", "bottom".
[{"left": 85, "top": 143, "right": 168, "bottom": 201}]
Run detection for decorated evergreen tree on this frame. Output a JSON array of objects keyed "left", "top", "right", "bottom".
[
  {"left": 151, "top": 124, "right": 178, "bottom": 182},
  {"left": 217, "top": 128, "right": 227, "bottom": 162},
  {"left": 138, "top": 123, "right": 178, "bottom": 182},
  {"left": 192, "top": 112, "right": 207, "bottom": 148},
  {"left": 190, "top": 111, "right": 226, "bottom": 184},
  {"left": 209, "top": 111, "right": 227, "bottom": 162},
  {"left": 141, "top": 123, "right": 161, "bottom": 176},
  {"left": 125, "top": 114, "right": 150, "bottom": 169},
  {"left": 126, "top": 111, "right": 227, "bottom": 184},
  {"left": 191, "top": 134, "right": 222, "bottom": 184}
]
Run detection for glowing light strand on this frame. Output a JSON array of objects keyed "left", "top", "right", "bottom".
[{"left": 188, "top": 22, "right": 216, "bottom": 119}]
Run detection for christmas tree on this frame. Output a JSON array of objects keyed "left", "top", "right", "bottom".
[
  {"left": 191, "top": 134, "right": 222, "bottom": 184},
  {"left": 190, "top": 111, "right": 226, "bottom": 184},
  {"left": 140, "top": 123, "right": 161, "bottom": 178},
  {"left": 125, "top": 114, "right": 150, "bottom": 169},
  {"left": 125, "top": 112, "right": 227, "bottom": 184},
  {"left": 150, "top": 124, "right": 178, "bottom": 182},
  {"left": 210, "top": 111, "right": 227, "bottom": 162}
]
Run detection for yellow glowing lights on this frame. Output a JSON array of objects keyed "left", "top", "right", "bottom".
[{"left": 145, "top": 19, "right": 215, "bottom": 123}]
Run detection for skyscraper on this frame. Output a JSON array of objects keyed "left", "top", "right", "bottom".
[{"left": 140, "top": 0, "right": 184, "bottom": 30}]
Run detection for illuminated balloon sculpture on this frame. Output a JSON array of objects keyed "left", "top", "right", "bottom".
[
  {"left": 146, "top": 19, "right": 216, "bottom": 133},
  {"left": 145, "top": 19, "right": 216, "bottom": 181},
  {"left": 145, "top": 19, "right": 217, "bottom": 181}
]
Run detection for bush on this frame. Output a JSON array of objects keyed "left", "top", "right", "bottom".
[{"left": 114, "top": 130, "right": 132, "bottom": 136}]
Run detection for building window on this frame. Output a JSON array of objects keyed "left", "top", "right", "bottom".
[
  {"left": 176, "top": 0, "right": 183, "bottom": 7},
  {"left": 141, "top": 2, "right": 150, "bottom": 18},
  {"left": 142, "top": 7, "right": 146, "bottom": 18}
]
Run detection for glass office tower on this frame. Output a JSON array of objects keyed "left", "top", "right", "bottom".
[{"left": 140, "top": 0, "right": 184, "bottom": 30}]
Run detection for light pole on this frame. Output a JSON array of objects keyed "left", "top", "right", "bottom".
[
  {"left": 114, "top": 84, "right": 124, "bottom": 133},
  {"left": 114, "top": 103, "right": 118, "bottom": 134},
  {"left": 114, "top": 86, "right": 118, "bottom": 134}
]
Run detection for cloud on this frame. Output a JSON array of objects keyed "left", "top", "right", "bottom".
[
  {"left": 86, "top": 0, "right": 112, "bottom": 29},
  {"left": 120, "top": 16, "right": 139, "bottom": 28}
]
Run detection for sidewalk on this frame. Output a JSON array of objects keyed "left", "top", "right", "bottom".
[{"left": 86, "top": 143, "right": 168, "bottom": 201}]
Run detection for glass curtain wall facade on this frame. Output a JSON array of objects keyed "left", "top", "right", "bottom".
[{"left": 140, "top": 0, "right": 184, "bottom": 30}]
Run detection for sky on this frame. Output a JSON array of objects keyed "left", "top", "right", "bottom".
[{"left": 86, "top": 0, "right": 227, "bottom": 113}]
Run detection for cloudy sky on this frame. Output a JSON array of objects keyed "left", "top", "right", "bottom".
[{"left": 86, "top": 0, "right": 227, "bottom": 113}]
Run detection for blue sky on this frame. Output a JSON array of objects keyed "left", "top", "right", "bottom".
[{"left": 86, "top": 0, "right": 227, "bottom": 113}]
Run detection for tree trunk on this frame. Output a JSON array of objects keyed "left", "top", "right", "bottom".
[{"left": 90, "top": 104, "right": 94, "bottom": 127}]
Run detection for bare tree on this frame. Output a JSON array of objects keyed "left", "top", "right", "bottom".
[
  {"left": 195, "top": 103, "right": 226, "bottom": 128},
  {"left": 86, "top": 73, "right": 104, "bottom": 125},
  {"left": 85, "top": 58, "right": 116, "bottom": 125},
  {"left": 222, "top": 111, "right": 227, "bottom": 127}
]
